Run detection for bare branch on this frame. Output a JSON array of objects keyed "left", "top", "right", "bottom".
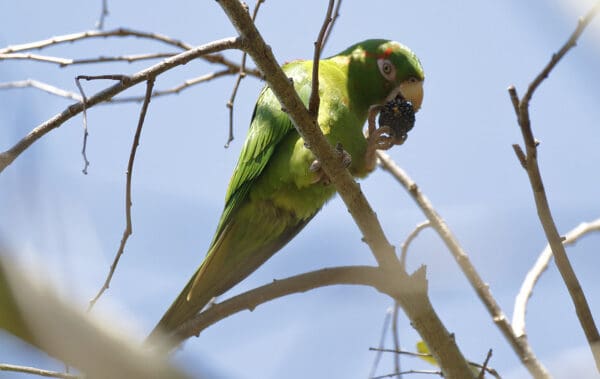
[
  {"left": 0, "top": 28, "right": 193, "bottom": 54},
  {"left": 391, "top": 302, "right": 402, "bottom": 376},
  {"left": 0, "top": 363, "right": 79, "bottom": 379},
  {"left": 308, "top": 0, "right": 335, "bottom": 118},
  {"left": 0, "top": 52, "right": 178, "bottom": 67},
  {"left": 74, "top": 78, "right": 91, "bottom": 174},
  {"left": 521, "top": 1, "right": 600, "bottom": 110},
  {"left": 112, "top": 68, "right": 237, "bottom": 103},
  {"left": 95, "top": 0, "right": 109, "bottom": 30},
  {"left": 225, "top": 0, "right": 265, "bottom": 148},
  {"left": 477, "top": 349, "right": 493, "bottom": 379},
  {"left": 508, "top": 2, "right": 600, "bottom": 369},
  {"left": 0, "top": 79, "right": 82, "bottom": 101},
  {"left": 369, "top": 348, "right": 501, "bottom": 379},
  {"left": 376, "top": 151, "right": 549, "bottom": 378},
  {"left": 369, "top": 306, "right": 394, "bottom": 379},
  {"left": 0, "top": 36, "right": 243, "bottom": 174},
  {"left": 88, "top": 77, "right": 155, "bottom": 310},
  {"left": 511, "top": 144, "right": 527, "bottom": 169},
  {"left": 0, "top": 53, "right": 71, "bottom": 65},
  {"left": 513, "top": 218, "right": 600, "bottom": 337},
  {"left": 75, "top": 75, "right": 131, "bottom": 174},
  {"left": 321, "top": 0, "right": 343, "bottom": 50},
  {"left": 0, "top": 70, "right": 238, "bottom": 105},
  {"left": 0, "top": 28, "right": 260, "bottom": 77},
  {"left": 372, "top": 370, "right": 442, "bottom": 379},
  {"left": 400, "top": 221, "right": 431, "bottom": 267}
]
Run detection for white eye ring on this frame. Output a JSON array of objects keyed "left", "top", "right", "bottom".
[{"left": 377, "top": 59, "right": 396, "bottom": 81}]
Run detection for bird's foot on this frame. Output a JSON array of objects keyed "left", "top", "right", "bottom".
[
  {"left": 310, "top": 143, "right": 352, "bottom": 185},
  {"left": 364, "top": 125, "right": 398, "bottom": 172}
]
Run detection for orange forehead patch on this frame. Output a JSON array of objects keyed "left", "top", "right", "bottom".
[{"left": 364, "top": 47, "right": 394, "bottom": 59}]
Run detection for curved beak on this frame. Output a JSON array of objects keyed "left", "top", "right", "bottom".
[{"left": 398, "top": 80, "right": 424, "bottom": 112}]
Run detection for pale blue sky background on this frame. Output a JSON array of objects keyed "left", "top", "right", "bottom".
[{"left": 1, "top": 1, "right": 600, "bottom": 378}]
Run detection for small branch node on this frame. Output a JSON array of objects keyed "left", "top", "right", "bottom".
[{"left": 512, "top": 144, "right": 527, "bottom": 169}]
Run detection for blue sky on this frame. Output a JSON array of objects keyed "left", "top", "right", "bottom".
[{"left": 2, "top": 1, "right": 600, "bottom": 378}]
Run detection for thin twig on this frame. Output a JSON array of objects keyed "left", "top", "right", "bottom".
[
  {"left": 0, "top": 28, "right": 260, "bottom": 77},
  {"left": 224, "top": 0, "right": 264, "bottom": 148},
  {"left": 369, "top": 348, "right": 501, "bottom": 379},
  {"left": 0, "top": 69, "right": 237, "bottom": 104},
  {"left": 0, "top": 363, "right": 79, "bottom": 379},
  {"left": 0, "top": 28, "right": 194, "bottom": 53},
  {"left": 370, "top": 347, "right": 431, "bottom": 357},
  {"left": 0, "top": 52, "right": 177, "bottom": 66},
  {"left": 391, "top": 302, "right": 402, "bottom": 377},
  {"left": 0, "top": 53, "right": 70, "bottom": 65},
  {"left": 0, "top": 37, "right": 243, "bottom": 174},
  {"left": 0, "top": 79, "right": 82, "bottom": 101},
  {"left": 74, "top": 78, "right": 90, "bottom": 174},
  {"left": 376, "top": 151, "right": 549, "bottom": 379},
  {"left": 308, "top": 0, "right": 335, "bottom": 118},
  {"left": 321, "top": 0, "right": 342, "bottom": 50},
  {"left": 369, "top": 307, "right": 393, "bottom": 378},
  {"left": 95, "top": 0, "right": 109, "bottom": 30},
  {"left": 521, "top": 1, "right": 600, "bottom": 109},
  {"left": 88, "top": 77, "right": 155, "bottom": 310},
  {"left": 372, "top": 369, "right": 442, "bottom": 379},
  {"left": 477, "top": 349, "right": 493, "bottom": 379},
  {"left": 513, "top": 218, "right": 600, "bottom": 337},
  {"left": 508, "top": 2, "right": 600, "bottom": 370},
  {"left": 112, "top": 68, "right": 237, "bottom": 103},
  {"left": 76, "top": 75, "right": 129, "bottom": 174},
  {"left": 400, "top": 221, "right": 431, "bottom": 267}
]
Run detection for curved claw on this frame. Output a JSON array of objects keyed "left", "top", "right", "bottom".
[
  {"left": 371, "top": 125, "right": 395, "bottom": 151},
  {"left": 309, "top": 143, "right": 352, "bottom": 185}
]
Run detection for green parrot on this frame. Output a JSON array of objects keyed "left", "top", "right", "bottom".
[{"left": 149, "top": 39, "right": 424, "bottom": 343}]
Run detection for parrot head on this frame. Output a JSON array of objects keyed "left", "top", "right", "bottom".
[{"left": 336, "top": 39, "right": 424, "bottom": 113}]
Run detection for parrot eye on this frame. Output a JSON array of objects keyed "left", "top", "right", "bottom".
[{"left": 377, "top": 59, "right": 396, "bottom": 81}]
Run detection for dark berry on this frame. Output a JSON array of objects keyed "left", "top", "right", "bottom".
[{"left": 378, "top": 96, "right": 416, "bottom": 141}]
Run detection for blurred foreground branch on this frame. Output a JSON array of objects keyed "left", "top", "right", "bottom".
[{"left": 0, "top": 256, "right": 191, "bottom": 379}]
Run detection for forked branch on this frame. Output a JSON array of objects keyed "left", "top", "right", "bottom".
[{"left": 508, "top": 1, "right": 600, "bottom": 371}]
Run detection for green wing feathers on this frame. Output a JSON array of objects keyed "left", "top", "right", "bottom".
[{"left": 149, "top": 51, "right": 402, "bottom": 342}]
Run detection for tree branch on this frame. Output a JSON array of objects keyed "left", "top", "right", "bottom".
[
  {"left": 376, "top": 150, "right": 550, "bottom": 378},
  {"left": 307, "top": 0, "right": 335, "bottom": 118},
  {"left": 369, "top": 305, "right": 394, "bottom": 379},
  {"left": 400, "top": 221, "right": 431, "bottom": 267},
  {"left": 0, "top": 79, "right": 82, "bottom": 101},
  {"left": 217, "top": 1, "right": 474, "bottom": 377},
  {"left": 508, "top": 2, "right": 600, "bottom": 370},
  {"left": 0, "top": 37, "right": 243, "bottom": 173},
  {"left": 513, "top": 218, "right": 600, "bottom": 337},
  {"left": 177, "top": 266, "right": 381, "bottom": 339},
  {"left": 0, "top": 27, "right": 260, "bottom": 77},
  {"left": 0, "top": 363, "right": 79, "bottom": 379},
  {"left": 321, "top": 0, "right": 343, "bottom": 50},
  {"left": 224, "top": 0, "right": 265, "bottom": 148},
  {"left": 95, "top": 0, "right": 109, "bottom": 30},
  {"left": 0, "top": 52, "right": 178, "bottom": 66},
  {"left": 0, "top": 69, "right": 238, "bottom": 104},
  {"left": 88, "top": 78, "right": 155, "bottom": 310}
]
